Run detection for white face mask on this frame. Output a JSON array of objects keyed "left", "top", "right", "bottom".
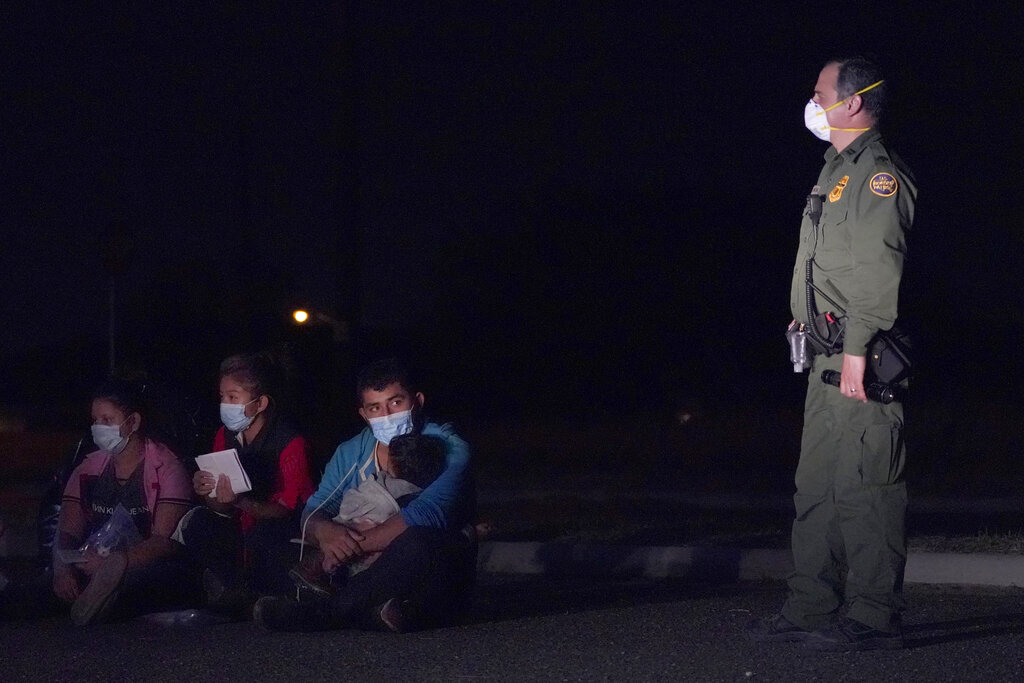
[
  {"left": 368, "top": 409, "right": 414, "bottom": 445},
  {"left": 804, "top": 99, "right": 832, "bottom": 142},
  {"left": 91, "top": 417, "right": 133, "bottom": 455},
  {"left": 220, "top": 399, "right": 259, "bottom": 433}
]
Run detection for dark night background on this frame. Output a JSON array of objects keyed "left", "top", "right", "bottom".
[{"left": 2, "top": 3, "right": 1022, "bottom": 487}]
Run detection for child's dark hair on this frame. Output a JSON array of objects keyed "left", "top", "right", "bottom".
[
  {"left": 355, "top": 357, "right": 416, "bottom": 403},
  {"left": 387, "top": 434, "right": 445, "bottom": 490}
]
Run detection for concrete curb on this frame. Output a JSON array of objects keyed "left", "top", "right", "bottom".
[
  {"left": 6, "top": 486, "right": 1024, "bottom": 588},
  {"left": 479, "top": 489, "right": 1024, "bottom": 515},
  {"left": 904, "top": 552, "right": 1024, "bottom": 587},
  {"left": 6, "top": 524, "right": 1024, "bottom": 588},
  {"left": 478, "top": 542, "right": 1024, "bottom": 588}
]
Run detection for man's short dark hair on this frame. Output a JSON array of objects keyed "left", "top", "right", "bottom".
[
  {"left": 388, "top": 433, "right": 445, "bottom": 489},
  {"left": 833, "top": 56, "right": 887, "bottom": 124},
  {"left": 356, "top": 357, "right": 416, "bottom": 403}
]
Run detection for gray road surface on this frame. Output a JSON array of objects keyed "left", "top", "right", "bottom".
[{"left": 2, "top": 577, "right": 1024, "bottom": 682}]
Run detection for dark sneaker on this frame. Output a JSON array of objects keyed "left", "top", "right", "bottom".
[
  {"left": 746, "top": 613, "right": 811, "bottom": 643},
  {"left": 253, "top": 595, "right": 344, "bottom": 633},
  {"left": 288, "top": 551, "right": 335, "bottom": 599},
  {"left": 375, "top": 597, "right": 409, "bottom": 633},
  {"left": 804, "top": 617, "right": 903, "bottom": 651},
  {"left": 71, "top": 551, "right": 127, "bottom": 626},
  {"left": 203, "top": 569, "right": 255, "bottom": 618}
]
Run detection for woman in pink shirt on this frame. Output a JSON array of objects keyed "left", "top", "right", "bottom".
[{"left": 54, "top": 379, "right": 195, "bottom": 624}]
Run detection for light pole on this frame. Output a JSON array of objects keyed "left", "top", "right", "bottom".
[
  {"left": 108, "top": 276, "right": 116, "bottom": 374},
  {"left": 102, "top": 219, "right": 131, "bottom": 376}
]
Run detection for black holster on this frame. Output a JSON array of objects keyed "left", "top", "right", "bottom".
[{"left": 806, "top": 311, "right": 847, "bottom": 357}]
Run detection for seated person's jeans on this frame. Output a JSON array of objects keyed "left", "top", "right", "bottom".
[
  {"left": 328, "top": 525, "right": 477, "bottom": 628},
  {"left": 181, "top": 507, "right": 300, "bottom": 596}
]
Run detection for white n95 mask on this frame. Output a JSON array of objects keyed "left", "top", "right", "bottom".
[{"left": 804, "top": 100, "right": 831, "bottom": 141}]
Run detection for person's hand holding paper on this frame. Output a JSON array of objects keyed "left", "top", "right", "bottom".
[{"left": 194, "top": 449, "right": 253, "bottom": 499}]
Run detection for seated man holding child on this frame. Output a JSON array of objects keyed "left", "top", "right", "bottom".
[
  {"left": 255, "top": 358, "right": 475, "bottom": 632},
  {"left": 289, "top": 432, "right": 446, "bottom": 590}
]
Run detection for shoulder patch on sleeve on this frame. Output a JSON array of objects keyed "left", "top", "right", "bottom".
[{"left": 869, "top": 172, "right": 898, "bottom": 197}]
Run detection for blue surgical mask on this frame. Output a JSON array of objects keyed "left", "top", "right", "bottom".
[
  {"left": 368, "top": 409, "right": 414, "bottom": 445},
  {"left": 220, "top": 399, "right": 259, "bottom": 433},
  {"left": 91, "top": 418, "right": 133, "bottom": 455}
]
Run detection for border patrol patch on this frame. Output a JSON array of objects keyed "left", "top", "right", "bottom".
[
  {"left": 870, "top": 172, "right": 898, "bottom": 197},
  {"left": 828, "top": 175, "right": 849, "bottom": 203}
]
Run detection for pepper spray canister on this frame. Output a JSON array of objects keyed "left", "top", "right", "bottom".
[{"left": 787, "top": 321, "right": 811, "bottom": 373}]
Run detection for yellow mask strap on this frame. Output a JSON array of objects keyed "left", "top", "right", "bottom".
[
  {"left": 817, "top": 79, "right": 883, "bottom": 133},
  {"left": 822, "top": 79, "right": 884, "bottom": 113}
]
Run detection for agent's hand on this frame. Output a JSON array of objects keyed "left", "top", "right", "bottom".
[
  {"left": 193, "top": 470, "right": 216, "bottom": 498},
  {"left": 213, "top": 473, "right": 237, "bottom": 505},
  {"left": 53, "top": 564, "right": 80, "bottom": 603},
  {"left": 314, "top": 521, "right": 364, "bottom": 573},
  {"left": 840, "top": 353, "right": 869, "bottom": 404}
]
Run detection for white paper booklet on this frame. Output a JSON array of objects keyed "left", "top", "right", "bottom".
[{"left": 194, "top": 449, "right": 253, "bottom": 497}]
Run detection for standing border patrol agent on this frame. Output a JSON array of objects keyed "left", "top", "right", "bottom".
[{"left": 748, "top": 57, "right": 917, "bottom": 651}]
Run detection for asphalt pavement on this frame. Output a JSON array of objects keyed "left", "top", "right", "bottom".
[
  {"left": 3, "top": 577, "right": 1024, "bottom": 681},
  {"left": 5, "top": 482, "right": 1024, "bottom": 681}
]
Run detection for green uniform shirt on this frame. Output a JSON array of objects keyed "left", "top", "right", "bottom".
[{"left": 790, "top": 129, "right": 917, "bottom": 356}]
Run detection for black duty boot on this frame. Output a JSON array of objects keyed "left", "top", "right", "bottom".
[
  {"left": 745, "top": 613, "right": 812, "bottom": 643},
  {"left": 804, "top": 617, "right": 903, "bottom": 651}
]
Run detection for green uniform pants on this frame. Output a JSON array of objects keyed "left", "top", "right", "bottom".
[{"left": 781, "top": 352, "right": 907, "bottom": 633}]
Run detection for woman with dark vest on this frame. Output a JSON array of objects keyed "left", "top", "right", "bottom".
[{"left": 180, "top": 352, "right": 315, "bottom": 616}]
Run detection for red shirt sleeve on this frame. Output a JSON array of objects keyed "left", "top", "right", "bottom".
[
  {"left": 212, "top": 426, "right": 227, "bottom": 452},
  {"left": 269, "top": 436, "right": 315, "bottom": 511}
]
